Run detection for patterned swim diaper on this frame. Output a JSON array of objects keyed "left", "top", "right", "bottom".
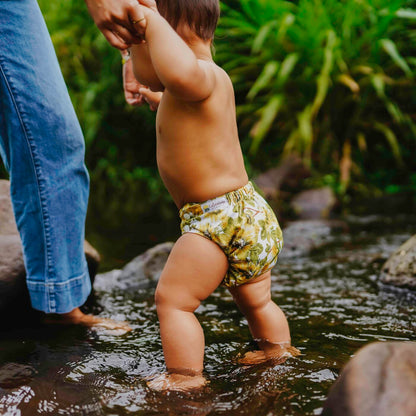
[{"left": 179, "top": 182, "right": 283, "bottom": 287}]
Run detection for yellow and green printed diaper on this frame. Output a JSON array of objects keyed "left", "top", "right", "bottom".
[{"left": 179, "top": 182, "right": 283, "bottom": 287}]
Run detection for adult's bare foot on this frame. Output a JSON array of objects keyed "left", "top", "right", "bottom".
[
  {"left": 146, "top": 372, "right": 208, "bottom": 392},
  {"left": 43, "top": 308, "right": 132, "bottom": 335},
  {"left": 238, "top": 344, "right": 301, "bottom": 366}
]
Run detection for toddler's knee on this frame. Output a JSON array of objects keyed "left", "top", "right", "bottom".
[
  {"left": 155, "top": 285, "right": 200, "bottom": 313},
  {"left": 154, "top": 286, "right": 168, "bottom": 310}
]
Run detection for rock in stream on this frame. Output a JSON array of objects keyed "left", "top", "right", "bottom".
[
  {"left": 380, "top": 234, "right": 416, "bottom": 289},
  {"left": 322, "top": 341, "right": 416, "bottom": 416}
]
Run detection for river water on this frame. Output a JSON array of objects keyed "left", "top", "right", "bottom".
[{"left": 1, "top": 213, "right": 415, "bottom": 415}]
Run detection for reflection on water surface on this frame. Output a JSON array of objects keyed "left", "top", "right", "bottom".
[{"left": 1, "top": 214, "right": 415, "bottom": 415}]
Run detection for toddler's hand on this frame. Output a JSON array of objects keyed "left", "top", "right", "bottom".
[{"left": 139, "top": 87, "right": 163, "bottom": 111}]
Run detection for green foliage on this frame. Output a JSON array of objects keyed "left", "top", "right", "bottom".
[
  {"left": 216, "top": 0, "right": 416, "bottom": 194},
  {"left": 13, "top": 0, "right": 415, "bottom": 208}
]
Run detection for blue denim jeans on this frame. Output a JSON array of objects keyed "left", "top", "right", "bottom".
[{"left": 0, "top": 0, "right": 91, "bottom": 313}]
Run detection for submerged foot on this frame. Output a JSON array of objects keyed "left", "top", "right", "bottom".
[
  {"left": 146, "top": 372, "right": 208, "bottom": 392},
  {"left": 42, "top": 307, "right": 132, "bottom": 335},
  {"left": 238, "top": 344, "right": 301, "bottom": 366}
]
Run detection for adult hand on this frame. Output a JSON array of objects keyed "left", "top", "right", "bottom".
[
  {"left": 123, "top": 55, "right": 145, "bottom": 106},
  {"left": 122, "top": 55, "right": 162, "bottom": 110},
  {"left": 85, "top": 0, "right": 158, "bottom": 49}
]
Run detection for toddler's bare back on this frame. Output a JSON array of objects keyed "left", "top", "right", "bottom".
[{"left": 155, "top": 61, "right": 248, "bottom": 208}]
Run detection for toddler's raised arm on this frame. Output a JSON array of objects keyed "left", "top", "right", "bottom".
[
  {"left": 134, "top": 6, "right": 216, "bottom": 102},
  {"left": 130, "top": 42, "right": 164, "bottom": 92}
]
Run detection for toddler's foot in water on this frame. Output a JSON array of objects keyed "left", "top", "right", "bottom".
[
  {"left": 239, "top": 343, "right": 301, "bottom": 365},
  {"left": 146, "top": 372, "right": 208, "bottom": 392},
  {"left": 42, "top": 307, "right": 132, "bottom": 335}
]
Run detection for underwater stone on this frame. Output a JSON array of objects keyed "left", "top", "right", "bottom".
[
  {"left": 0, "top": 363, "right": 37, "bottom": 389},
  {"left": 321, "top": 341, "right": 416, "bottom": 416},
  {"left": 94, "top": 242, "right": 174, "bottom": 292},
  {"left": 0, "top": 179, "right": 100, "bottom": 312},
  {"left": 380, "top": 234, "right": 416, "bottom": 289}
]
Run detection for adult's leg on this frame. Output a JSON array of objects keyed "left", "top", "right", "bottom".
[
  {"left": 0, "top": 0, "right": 125, "bottom": 327},
  {"left": 229, "top": 271, "right": 298, "bottom": 363},
  {"left": 149, "top": 233, "right": 228, "bottom": 390}
]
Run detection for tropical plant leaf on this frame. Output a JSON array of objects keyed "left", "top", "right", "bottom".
[
  {"left": 373, "top": 122, "right": 403, "bottom": 165},
  {"left": 395, "top": 8, "right": 416, "bottom": 19},
  {"left": 276, "top": 53, "right": 299, "bottom": 88},
  {"left": 250, "top": 95, "right": 284, "bottom": 153},
  {"left": 247, "top": 61, "right": 280, "bottom": 100},
  {"left": 380, "top": 38, "right": 413, "bottom": 77},
  {"left": 252, "top": 20, "right": 277, "bottom": 53}
]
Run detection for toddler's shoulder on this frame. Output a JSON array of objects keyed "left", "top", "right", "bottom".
[{"left": 199, "top": 60, "right": 234, "bottom": 92}]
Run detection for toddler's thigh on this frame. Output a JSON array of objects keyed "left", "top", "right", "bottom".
[{"left": 157, "top": 233, "right": 229, "bottom": 305}]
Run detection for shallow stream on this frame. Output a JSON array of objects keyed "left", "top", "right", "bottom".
[{"left": 1, "top": 214, "right": 415, "bottom": 415}]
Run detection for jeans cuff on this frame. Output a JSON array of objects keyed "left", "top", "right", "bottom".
[{"left": 27, "top": 270, "right": 92, "bottom": 314}]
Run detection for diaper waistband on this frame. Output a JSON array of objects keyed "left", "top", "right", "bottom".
[{"left": 179, "top": 182, "right": 254, "bottom": 219}]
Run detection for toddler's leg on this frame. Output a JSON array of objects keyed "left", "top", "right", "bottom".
[
  {"left": 150, "top": 233, "right": 228, "bottom": 390},
  {"left": 229, "top": 271, "right": 298, "bottom": 364}
]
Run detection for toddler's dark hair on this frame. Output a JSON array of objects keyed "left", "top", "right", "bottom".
[{"left": 156, "top": 0, "right": 220, "bottom": 41}]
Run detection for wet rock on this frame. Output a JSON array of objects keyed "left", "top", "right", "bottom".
[
  {"left": 321, "top": 341, "right": 416, "bottom": 416},
  {"left": 94, "top": 242, "right": 174, "bottom": 292},
  {"left": 0, "top": 181, "right": 27, "bottom": 311},
  {"left": 0, "top": 179, "right": 101, "bottom": 312},
  {"left": 84, "top": 240, "right": 101, "bottom": 283},
  {"left": 380, "top": 235, "right": 416, "bottom": 290},
  {"left": 0, "top": 363, "right": 37, "bottom": 389},
  {"left": 253, "top": 156, "right": 311, "bottom": 220},
  {"left": 290, "top": 187, "right": 337, "bottom": 220},
  {"left": 281, "top": 220, "right": 347, "bottom": 258},
  {"left": 253, "top": 155, "right": 310, "bottom": 200},
  {"left": 0, "top": 235, "right": 26, "bottom": 311},
  {"left": 0, "top": 180, "right": 19, "bottom": 235}
]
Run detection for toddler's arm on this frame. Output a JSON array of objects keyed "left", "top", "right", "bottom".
[
  {"left": 130, "top": 43, "right": 164, "bottom": 92},
  {"left": 135, "top": 6, "right": 216, "bottom": 102}
]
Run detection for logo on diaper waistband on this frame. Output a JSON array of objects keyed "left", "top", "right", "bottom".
[{"left": 206, "top": 198, "right": 228, "bottom": 211}]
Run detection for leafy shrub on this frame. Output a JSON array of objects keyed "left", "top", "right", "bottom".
[{"left": 216, "top": 0, "right": 416, "bottom": 194}]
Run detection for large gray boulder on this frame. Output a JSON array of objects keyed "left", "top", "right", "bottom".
[
  {"left": 322, "top": 342, "right": 416, "bottom": 416},
  {"left": 0, "top": 179, "right": 101, "bottom": 312},
  {"left": 94, "top": 242, "right": 174, "bottom": 292},
  {"left": 380, "top": 235, "right": 416, "bottom": 289}
]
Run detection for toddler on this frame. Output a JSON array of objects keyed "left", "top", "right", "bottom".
[{"left": 130, "top": 0, "right": 299, "bottom": 391}]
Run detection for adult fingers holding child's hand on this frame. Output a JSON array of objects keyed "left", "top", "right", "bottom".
[{"left": 85, "top": 0, "right": 147, "bottom": 49}]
